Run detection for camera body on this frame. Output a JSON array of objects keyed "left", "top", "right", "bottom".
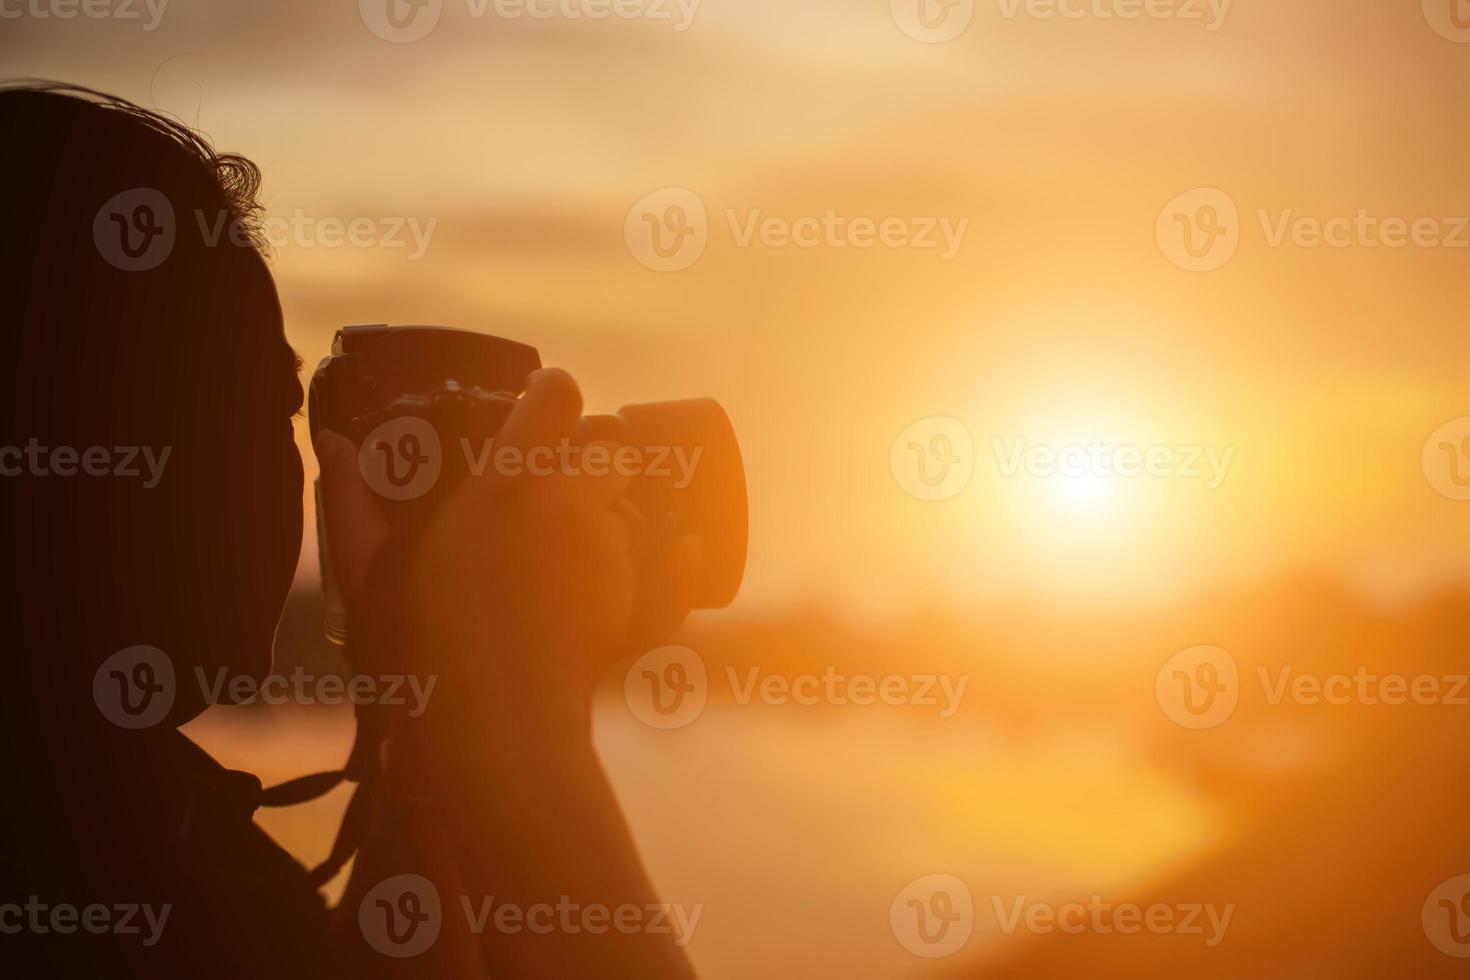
[{"left": 308, "top": 324, "right": 747, "bottom": 643}]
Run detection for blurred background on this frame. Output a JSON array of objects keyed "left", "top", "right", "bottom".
[{"left": 5, "top": 0, "right": 1470, "bottom": 975}]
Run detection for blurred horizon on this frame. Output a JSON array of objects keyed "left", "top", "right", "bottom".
[{"left": 198, "top": 570, "right": 1470, "bottom": 978}]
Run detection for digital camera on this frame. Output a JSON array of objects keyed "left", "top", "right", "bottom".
[{"left": 308, "top": 324, "right": 748, "bottom": 643}]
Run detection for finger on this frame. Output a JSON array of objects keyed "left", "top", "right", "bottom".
[
  {"left": 663, "top": 533, "right": 704, "bottom": 626},
  {"left": 625, "top": 531, "right": 704, "bottom": 651},
  {"left": 574, "top": 413, "right": 635, "bottom": 448},
  {"left": 569, "top": 439, "right": 633, "bottom": 505},
  {"left": 612, "top": 497, "right": 647, "bottom": 557},
  {"left": 489, "top": 368, "right": 583, "bottom": 493},
  {"left": 314, "top": 429, "right": 390, "bottom": 602}
]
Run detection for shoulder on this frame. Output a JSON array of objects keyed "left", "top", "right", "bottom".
[{"left": 0, "top": 730, "right": 333, "bottom": 978}]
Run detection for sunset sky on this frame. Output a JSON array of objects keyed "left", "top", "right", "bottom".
[
  {"left": 7, "top": 0, "right": 1468, "bottom": 613},
  {"left": 16, "top": 7, "right": 1470, "bottom": 978}
]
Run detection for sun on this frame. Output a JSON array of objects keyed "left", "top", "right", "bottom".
[{"left": 1054, "top": 470, "right": 1118, "bottom": 515}]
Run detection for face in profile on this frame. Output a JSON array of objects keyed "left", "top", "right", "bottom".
[{"left": 0, "top": 85, "right": 312, "bottom": 726}]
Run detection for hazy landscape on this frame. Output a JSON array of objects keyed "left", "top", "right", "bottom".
[{"left": 186, "top": 574, "right": 1470, "bottom": 979}]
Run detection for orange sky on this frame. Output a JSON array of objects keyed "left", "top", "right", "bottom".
[{"left": 6, "top": 0, "right": 1468, "bottom": 612}]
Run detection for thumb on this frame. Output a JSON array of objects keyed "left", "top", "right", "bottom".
[
  {"left": 314, "top": 429, "right": 391, "bottom": 603},
  {"left": 625, "top": 531, "right": 704, "bottom": 653}
]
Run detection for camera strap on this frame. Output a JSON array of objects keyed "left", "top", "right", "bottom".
[
  {"left": 257, "top": 702, "right": 387, "bottom": 888},
  {"left": 255, "top": 527, "right": 416, "bottom": 888}
]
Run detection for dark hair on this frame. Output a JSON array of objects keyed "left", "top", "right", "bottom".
[
  {"left": 0, "top": 82, "right": 304, "bottom": 732},
  {"left": 1, "top": 81, "right": 268, "bottom": 247}
]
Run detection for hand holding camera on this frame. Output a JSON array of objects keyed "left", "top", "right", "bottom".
[{"left": 309, "top": 325, "right": 747, "bottom": 727}]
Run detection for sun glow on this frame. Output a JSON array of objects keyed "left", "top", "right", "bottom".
[{"left": 1055, "top": 470, "right": 1118, "bottom": 515}]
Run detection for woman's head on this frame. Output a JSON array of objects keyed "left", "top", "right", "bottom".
[{"left": 0, "top": 83, "right": 304, "bottom": 729}]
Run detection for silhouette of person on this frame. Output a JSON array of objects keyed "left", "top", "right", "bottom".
[{"left": 0, "top": 82, "right": 703, "bottom": 979}]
